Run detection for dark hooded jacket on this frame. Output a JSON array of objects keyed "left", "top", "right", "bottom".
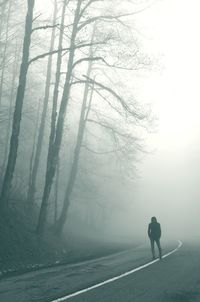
[{"left": 148, "top": 221, "right": 161, "bottom": 240}]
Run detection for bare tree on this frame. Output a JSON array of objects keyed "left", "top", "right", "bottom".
[
  {"left": 0, "top": 0, "right": 13, "bottom": 107},
  {"left": 27, "top": 0, "right": 58, "bottom": 205},
  {"left": 2, "top": 42, "right": 20, "bottom": 177},
  {"left": 53, "top": 28, "right": 95, "bottom": 234},
  {"left": 36, "top": 0, "right": 83, "bottom": 235},
  {"left": 37, "top": 0, "right": 148, "bottom": 235},
  {"left": 0, "top": 0, "right": 35, "bottom": 211}
]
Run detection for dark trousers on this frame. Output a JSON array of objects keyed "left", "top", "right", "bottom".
[{"left": 150, "top": 238, "right": 162, "bottom": 259}]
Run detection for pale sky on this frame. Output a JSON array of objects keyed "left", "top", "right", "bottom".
[
  {"left": 131, "top": 0, "right": 200, "bottom": 235},
  {"left": 134, "top": 1, "right": 200, "bottom": 174}
]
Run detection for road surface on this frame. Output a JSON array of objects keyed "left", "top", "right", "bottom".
[{"left": 0, "top": 240, "right": 200, "bottom": 302}]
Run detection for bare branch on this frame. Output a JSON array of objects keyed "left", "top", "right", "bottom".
[
  {"left": 32, "top": 24, "right": 59, "bottom": 33},
  {"left": 78, "top": 12, "right": 143, "bottom": 32},
  {"left": 28, "top": 42, "right": 107, "bottom": 65},
  {"left": 73, "top": 76, "right": 145, "bottom": 120},
  {"left": 85, "top": 76, "right": 145, "bottom": 119},
  {"left": 32, "top": 13, "right": 42, "bottom": 23},
  {"left": 82, "top": 144, "right": 117, "bottom": 155},
  {"left": 93, "top": 86, "right": 126, "bottom": 117},
  {"left": 74, "top": 55, "right": 141, "bottom": 71},
  {"left": 72, "top": 56, "right": 106, "bottom": 69},
  {"left": 28, "top": 47, "right": 70, "bottom": 65},
  {"left": 87, "top": 118, "right": 138, "bottom": 140}
]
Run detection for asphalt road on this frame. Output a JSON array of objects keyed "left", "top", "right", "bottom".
[{"left": 1, "top": 240, "right": 200, "bottom": 302}]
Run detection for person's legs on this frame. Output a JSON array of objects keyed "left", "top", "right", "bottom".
[
  {"left": 156, "top": 239, "right": 162, "bottom": 259},
  {"left": 150, "top": 239, "right": 155, "bottom": 259}
]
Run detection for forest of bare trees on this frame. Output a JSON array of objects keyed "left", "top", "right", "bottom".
[
  {"left": 0, "top": 0, "right": 151, "bottom": 242},
  {"left": 3, "top": 2, "right": 200, "bottom": 302}
]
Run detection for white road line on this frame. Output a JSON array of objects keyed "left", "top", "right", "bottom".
[{"left": 51, "top": 240, "right": 183, "bottom": 302}]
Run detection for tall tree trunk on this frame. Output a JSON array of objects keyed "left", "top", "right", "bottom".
[
  {"left": 0, "top": 2, "right": 7, "bottom": 59},
  {"left": 36, "top": 0, "right": 82, "bottom": 235},
  {"left": 2, "top": 42, "right": 19, "bottom": 179},
  {"left": 54, "top": 29, "right": 96, "bottom": 234},
  {"left": 0, "top": 0, "right": 12, "bottom": 107},
  {"left": 0, "top": 2, "right": 6, "bottom": 36},
  {"left": 48, "top": 0, "right": 67, "bottom": 225},
  {"left": 54, "top": 157, "right": 60, "bottom": 223},
  {"left": 54, "top": 67, "right": 94, "bottom": 235},
  {"left": 50, "top": 0, "right": 67, "bottom": 145},
  {"left": 27, "top": 0, "right": 57, "bottom": 205},
  {"left": 0, "top": 0, "right": 35, "bottom": 211},
  {"left": 27, "top": 98, "right": 41, "bottom": 209}
]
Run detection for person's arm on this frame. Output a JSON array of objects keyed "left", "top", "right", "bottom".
[
  {"left": 158, "top": 223, "right": 161, "bottom": 238},
  {"left": 148, "top": 224, "right": 151, "bottom": 238}
]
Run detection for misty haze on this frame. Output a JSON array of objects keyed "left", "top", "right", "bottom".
[{"left": 0, "top": 0, "right": 200, "bottom": 301}]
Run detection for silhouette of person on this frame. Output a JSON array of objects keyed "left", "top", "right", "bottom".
[{"left": 148, "top": 216, "right": 162, "bottom": 259}]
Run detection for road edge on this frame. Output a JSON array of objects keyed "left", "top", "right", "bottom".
[{"left": 51, "top": 240, "right": 183, "bottom": 302}]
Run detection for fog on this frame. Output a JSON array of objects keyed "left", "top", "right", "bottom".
[
  {"left": 1, "top": 0, "right": 200, "bottom": 255},
  {"left": 127, "top": 0, "right": 200, "bottom": 242},
  {"left": 74, "top": 0, "right": 200, "bottom": 243},
  {"left": 27, "top": 0, "right": 200, "bottom": 242}
]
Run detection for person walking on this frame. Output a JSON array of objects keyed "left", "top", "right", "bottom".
[{"left": 148, "top": 216, "right": 162, "bottom": 259}]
